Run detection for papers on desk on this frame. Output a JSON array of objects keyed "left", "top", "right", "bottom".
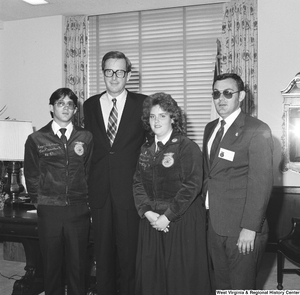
[{"left": 27, "top": 210, "right": 37, "bottom": 213}]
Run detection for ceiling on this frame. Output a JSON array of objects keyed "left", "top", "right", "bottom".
[
  {"left": 0, "top": 0, "right": 120, "bottom": 22},
  {"left": 0, "top": 0, "right": 225, "bottom": 23}
]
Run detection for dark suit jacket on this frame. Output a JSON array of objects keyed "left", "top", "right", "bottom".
[
  {"left": 83, "top": 90, "right": 147, "bottom": 210},
  {"left": 203, "top": 111, "right": 274, "bottom": 237}
]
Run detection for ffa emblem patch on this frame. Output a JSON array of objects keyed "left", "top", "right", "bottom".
[
  {"left": 74, "top": 142, "right": 84, "bottom": 156},
  {"left": 162, "top": 153, "right": 174, "bottom": 168}
]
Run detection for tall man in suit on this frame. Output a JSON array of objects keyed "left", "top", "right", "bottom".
[
  {"left": 203, "top": 73, "right": 274, "bottom": 289},
  {"left": 83, "top": 51, "right": 147, "bottom": 295}
]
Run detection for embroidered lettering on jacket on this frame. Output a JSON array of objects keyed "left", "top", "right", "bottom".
[
  {"left": 162, "top": 153, "right": 175, "bottom": 168},
  {"left": 38, "top": 143, "right": 61, "bottom": 157},
  {"left": 139, "top": 150, "right": 151, "bottom": 170},
  {"left": 74, "top": 141, "right": 85, "bottom": 156}
]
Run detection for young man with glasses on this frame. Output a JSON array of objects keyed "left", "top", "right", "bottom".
[
  {"left": 83, "top": 51, "right": 147, "bottom": 295},
  {"left": 202, "top": 73, "right": 274, "bottom": 290},
  {"left": 24, "top": 88, "right": 93, "bottom": 295}
]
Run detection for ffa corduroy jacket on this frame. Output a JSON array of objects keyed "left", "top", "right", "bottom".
[
  {"left": 24, "top": 121, "right": 93, "bottom": 206},
  {"left": 133, "top": 131, "right": 203, "bottom": 222}
]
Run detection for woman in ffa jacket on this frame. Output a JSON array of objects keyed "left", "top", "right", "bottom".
[{"left": 133, "top": 92, "right": 211, "bottom": 295}]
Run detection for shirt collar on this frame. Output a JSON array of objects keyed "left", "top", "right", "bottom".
[
  {"left": 106, "top": 89, "right": 127, "bottom": 102},
  {"left": 219, "top": 108, "right": 241, "bottom": 129},
  {"left": 51, "top": 120, "right": 73, "bottom": 139},
  {"left": 155, "top": 129, "right": 173, "bottom": 146}
]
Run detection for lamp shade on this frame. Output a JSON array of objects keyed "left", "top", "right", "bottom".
[{"left": 0, "top": 120, "right": 33, "bottom": 161}]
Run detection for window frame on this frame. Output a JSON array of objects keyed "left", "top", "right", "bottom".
[{"left": 88, "top": 4, "right": 224, "bottom": 147}]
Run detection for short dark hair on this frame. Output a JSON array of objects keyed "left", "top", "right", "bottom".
[
  {"left": 49, "top": 88, "right": 78, "bottom": 107},
  {"left": 142, "top": 92, "right": 186, "bottom": 136},
  {"left": 101, "top": 51, "right": 132, "bottom": 72},
  {"left": 213, "top": 73, "right": 245, "bottom": 91}
]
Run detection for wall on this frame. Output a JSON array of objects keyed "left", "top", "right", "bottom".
[
  {"left": 267, "top": 187, "right": 300, "bottom": 244},
  {"left": 258, "top": 0, "right": 300, "bottom": 186},
  {"left": 0, "top": 0, "right": 225, "bottom": 131},
  {"left": 1, "top": 0, "right": 300, "bottom": 186},
  {"left": 0, "top": 15, "right": 64, "bottom": 130}
]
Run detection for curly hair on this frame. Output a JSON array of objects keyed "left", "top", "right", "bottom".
[{"left": 142, "top": 92, "right": 186, "bottom": 136}]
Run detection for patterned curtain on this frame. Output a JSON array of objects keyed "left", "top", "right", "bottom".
[
  {"left": 64, "top": 16, "right": 88, "bottom": 127},
  {"left": 220, "top": 0, "right": 258, "bottom": 116}
]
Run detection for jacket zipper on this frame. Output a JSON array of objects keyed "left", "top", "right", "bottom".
[{"left": 63, "top": 141, "right": 70, "bottom": 205}]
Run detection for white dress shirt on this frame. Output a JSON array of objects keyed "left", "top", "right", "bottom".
[
  {"left": 155, "top": 129, "right": 173, "bottom": 151},
  {"left": 100, "top": 89, "right": 127, "bottom": 132},
  {"left": 205, "top": 108, "right": 241, "bottom": 209},
  {"left": 52, "top": 120, "right": 73, "bottom": 140}
]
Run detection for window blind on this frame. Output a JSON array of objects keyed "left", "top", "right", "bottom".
[{"left": 88, "top": 3, "right": 223, "bottom": 147}]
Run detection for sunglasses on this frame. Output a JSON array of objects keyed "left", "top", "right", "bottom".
[{"left": 212, "top": 90, "right": 239, "bottom": 100}]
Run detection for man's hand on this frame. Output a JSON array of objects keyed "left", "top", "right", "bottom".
[{"left": 237, "top": 228, "right": 256, "bottom": 254}]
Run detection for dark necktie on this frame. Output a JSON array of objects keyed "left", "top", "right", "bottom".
[
  {"left": 210, "top": 120, "right": 225, "bottom": 165},
  {"left": 107, "top": 98, "right": 118, "bottom": 146},
  {"left": 60, "top": 128, "right": 67, "bottom": 145},
  {"left": 156, "top": 141, "right": 164, "bottom": 154}
]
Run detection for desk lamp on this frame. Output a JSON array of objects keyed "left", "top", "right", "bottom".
[{"left": 0, "top": 120, "right": 33, "bottom": 203}]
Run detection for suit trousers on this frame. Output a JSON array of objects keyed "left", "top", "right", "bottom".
[
  {"left": 91, "top": 195, "right": 140, "bottom": 295},
  {"left": 207, "top": 216, "right": 268, "bottom": 290},
  {"left": 37, "top": 204, "right": 90, "bottom": 295}
]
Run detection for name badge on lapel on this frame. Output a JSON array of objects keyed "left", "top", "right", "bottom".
[{"left": 219, "top": 148, "right": 235, "bottom": 162}]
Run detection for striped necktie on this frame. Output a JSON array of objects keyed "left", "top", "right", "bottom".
[{"left": 107, "top": 98, "right": 118, "bottom": 146}]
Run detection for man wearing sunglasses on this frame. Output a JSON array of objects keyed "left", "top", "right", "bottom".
[
  {"left": 202, "top": 73, "right": 274, "bottom": 290},
  {"left": 84, "top": 51, "right": 148, "bottom": 295}
]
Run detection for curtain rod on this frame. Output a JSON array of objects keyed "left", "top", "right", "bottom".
[{"left": 87, "top": 1, "right": 228, "bottom": 18}]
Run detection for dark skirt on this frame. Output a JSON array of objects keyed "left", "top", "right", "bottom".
[{"left": 135, "top": 196, "right": 211, "bottom": 295}]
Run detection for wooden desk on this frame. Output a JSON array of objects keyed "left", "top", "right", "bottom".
[
  {"left": 0, "top": 203, "right": 97, "bottom": 295},
  {"left": 0, "top": 203, "right": 44, "bottom": 295},
  {"left": 0, "top": 203, "right": 38, "bottom": 238}
]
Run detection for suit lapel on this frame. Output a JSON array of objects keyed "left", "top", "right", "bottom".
[
  {"left": 221, "top": 112, "right": 246, "bottom": 146},
  {"left": 204, "top": 119, "right": 218, "bottom": 170},
  {"left": 95, "top": 93, "right": 111, "bottom": 146},
  {"left": 209, "top": 112, "right": 246, "bottom": 169},
  {"left": 203, "top": 119, "right": 218, "bottom": 160},
  {"left": 112, "top": 90, "right": 135, "bottom": 146}
]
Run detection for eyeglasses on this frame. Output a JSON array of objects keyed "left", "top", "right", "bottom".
[
  {"left": 104, "top": 69, "right": 127, "bottom": 78},
  {"left": 212, "top": 90, "right": 240, "bottom": 100},
  {"left": 54, "top": 101, "right": 76, "bottom": 110}
]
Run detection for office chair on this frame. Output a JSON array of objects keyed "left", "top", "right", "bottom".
[{"left": 277, "top": 217, "right": 300, "bottom": 290}]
